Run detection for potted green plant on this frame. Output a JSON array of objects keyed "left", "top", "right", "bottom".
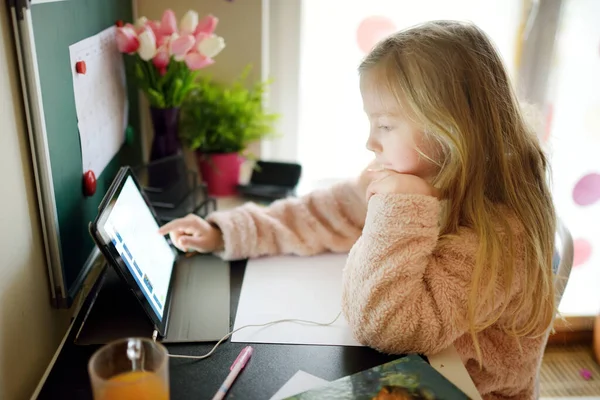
[{"left": 179, "top": 66, "right": 278, "bottom": 196}]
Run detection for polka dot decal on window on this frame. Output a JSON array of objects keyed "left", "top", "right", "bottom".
[
  {"left": 573, "top": 238, "right": 593, "bottom": 267},
  {"left": 569, "top": 172, "right": 599, "bottom": 270},
  {"left": 356, "top": 16, "right": 397, "bottom": 54},
  {"left": 572, "top": 173, "right": 600, "bottom": 206}
]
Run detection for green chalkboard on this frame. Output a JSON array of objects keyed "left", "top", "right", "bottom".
[{"left": 29, "top": 0, "right": 142, "bottom": 303}]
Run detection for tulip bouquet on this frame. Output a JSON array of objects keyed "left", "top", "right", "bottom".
[{"left": 116, "top": 9, "right": 225, "bottom": 108}]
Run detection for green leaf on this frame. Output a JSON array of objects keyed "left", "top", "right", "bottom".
[
  {"left": 146, "top": 88, "right": 165, "bottom": 108},
  {"left": 178, "top": 65, "right": 280, "bottom": 155},
  {"left": 170, "top": 78, "right": 184, "bottom": 107}
]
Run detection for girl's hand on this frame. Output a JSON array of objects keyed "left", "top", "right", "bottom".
[
  {"left": 158, "top": 214, "right": 224, "bottom": 253},
  {"left": 365, "top": 168, "right": 438, "bottom": 202},
  {"left": 357, "top": 160, "right": 384, "bottom": 198}
]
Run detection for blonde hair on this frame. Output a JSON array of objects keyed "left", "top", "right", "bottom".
[{"left": 359, "top": 20, "right": 556, "bottom": 362}]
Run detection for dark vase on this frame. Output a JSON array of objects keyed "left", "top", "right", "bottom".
[
  {"left": 149, "top": 106, "right": 181, "bottom": 161},
  {"left": 148, "top": 107, "right": 182, "bottom": 189}
]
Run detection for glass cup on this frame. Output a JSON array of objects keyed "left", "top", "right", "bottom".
[{"left": 88, "top": 337, "right": 169, "bottom": 400}]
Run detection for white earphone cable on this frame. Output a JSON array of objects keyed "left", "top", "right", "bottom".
[{"left": 152, "top": 311, "right": 342, "bottom": 360}]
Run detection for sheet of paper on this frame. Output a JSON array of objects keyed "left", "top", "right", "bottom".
[
  {"left": 69, "top": 26, "right": 128, "bottom": 177},
  {"left": 231, "top": 253, "right": 363, "bottom": 346},
  {"left": 269, "top": 371, "right": 329, "bottom": 400}
]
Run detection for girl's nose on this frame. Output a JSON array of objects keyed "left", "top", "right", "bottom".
[{"left": 366, "top": 135, "right": 381, "bottom": 154}]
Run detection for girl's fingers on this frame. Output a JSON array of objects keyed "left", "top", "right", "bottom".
[{"left": 179, "top": 235, "right": 211, "bottom": 253}]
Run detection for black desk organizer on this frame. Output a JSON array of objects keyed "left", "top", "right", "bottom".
[
  {"left": 132, "top": 154, "right": 217, "bottom": 222},
  {"left": 237, "top": 160, "right": 302, "bottom": 201}
]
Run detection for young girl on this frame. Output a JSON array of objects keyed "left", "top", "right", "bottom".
[{"left": 159, "top": 20, "right": 556, "bottom": 399}]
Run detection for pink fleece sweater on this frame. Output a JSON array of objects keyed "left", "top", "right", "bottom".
[{"left": 206, "top": 178, "right": 548, "bottom": 400}]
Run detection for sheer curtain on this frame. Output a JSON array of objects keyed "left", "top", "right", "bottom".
[{"left": 292, "top": 0, "right": 521, "bottom": 187}]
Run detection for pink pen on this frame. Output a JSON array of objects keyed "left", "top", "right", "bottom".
[{"left": 211, "top": 346, "right": 253, "bottom": 400}]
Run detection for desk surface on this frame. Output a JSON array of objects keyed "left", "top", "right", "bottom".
[
  {"left": 35, "top": 260, "right": 402, "bottom": 399},
  {"left": 33, "top": 196, "right": 480, "bottom": 399}
]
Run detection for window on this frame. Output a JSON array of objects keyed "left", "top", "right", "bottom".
[
  {"left": 266, "top": 0, "right": 521, "bottom": 187},
  {"left": 265, "top": 0, "right": 599, "bottom": 316},
  {"left": 544, "top": 0, "right": 600, "bottom": 316}
]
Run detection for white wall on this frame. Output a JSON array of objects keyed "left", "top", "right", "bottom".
[{"left": 0, "top": 6, "right": 70, "bottom": 400}]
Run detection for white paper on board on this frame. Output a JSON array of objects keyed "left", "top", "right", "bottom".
[
  {"left": 231, "top": 253, "right": 363, "bottom": 347},
  {"left": 69, "top": 26, "right": 128, "bottom": 177}
]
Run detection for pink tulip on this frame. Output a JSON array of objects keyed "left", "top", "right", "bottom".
[
  {"left": 148, "top": 20, "right": 161, "bottom": 37},
  {"left": 124, "top": 22, "right": 137, "bottom": 32},
  {"left": 194, "top": 31, "right": 208, "bottom": 44},
  {"left": 156, "top": 33, "right": 169, "bottom": 48},
  {"left": 184, "top": 51, "right": 214, "bottom": 70},
  {"left": 160, "top": 9, "right": 178, "bottom": 36},
  {"left": 116, "top": 26, "right": 139, "bottom": 53},
  {"left": 170, "top": 34, "right": 195, "bottom": 61},
  {"left": 194, "top": 14, "right": 218, "bottom": 36},
  {"left": 153, "top": 46, "right": 170, "bottom": 69}
]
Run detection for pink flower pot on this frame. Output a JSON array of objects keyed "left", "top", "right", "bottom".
[{"left": 196, "top": 152, "right": 243, "bottom": 197}]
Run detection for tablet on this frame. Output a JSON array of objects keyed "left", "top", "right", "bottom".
[{"left": 89, "top": 167, "right": 177, "bottom": 336}]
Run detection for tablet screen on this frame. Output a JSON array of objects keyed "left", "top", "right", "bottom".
[{"left": 101, "top": 175, "right": 176, "bottom": 321}]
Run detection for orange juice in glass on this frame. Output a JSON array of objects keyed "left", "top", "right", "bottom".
[{"left": 88, "top": 337, "right": 169, "bottom": 400}]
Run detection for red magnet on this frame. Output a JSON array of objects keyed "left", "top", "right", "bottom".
[
  {"left": 116, "top": 20, "right": 124, "bottom": 27},
  {"left": 75, "top": 61, "right": 87, "bottom": 75},
  {"left": 83, "top": 170, "right": 97, "bottom": 197}
]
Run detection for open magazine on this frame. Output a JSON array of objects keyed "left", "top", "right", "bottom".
[{"left": 284, "top": 354, "right": 470, "bottom": 400}]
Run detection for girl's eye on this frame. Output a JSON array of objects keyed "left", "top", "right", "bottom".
[{"left": 378, "top": 125, "right": 392, "bottom": 131}]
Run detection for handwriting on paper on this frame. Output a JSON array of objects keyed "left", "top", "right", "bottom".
[{"left": 70, "top": 26, "right": 129, "bottom": 178}]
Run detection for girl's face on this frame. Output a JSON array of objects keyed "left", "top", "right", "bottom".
[{"left": 360, "top": 73, "right": 440, "bottom": 180}]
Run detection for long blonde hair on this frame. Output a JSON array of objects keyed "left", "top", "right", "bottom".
[{"left": 359, "top": 21, "right": 556, "bottom": 361}]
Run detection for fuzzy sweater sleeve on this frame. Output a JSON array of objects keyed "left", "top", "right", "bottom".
[
  {"left": 342, "top": 193, "right": 503, "bottom": 356},
  {"left": 205, "top": 179, "right": 366, "bottom": 260}
]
